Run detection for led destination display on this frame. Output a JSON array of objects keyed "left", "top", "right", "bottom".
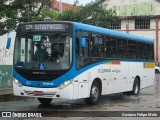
[{"left": 19, "top": 23, "right": 68, "bottom": 32}]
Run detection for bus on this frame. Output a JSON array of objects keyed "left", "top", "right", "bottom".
[{"left": 13, "top": 21, "right": 154, "bottom": 105}]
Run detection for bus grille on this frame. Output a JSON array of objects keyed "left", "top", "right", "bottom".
[
  {"left": 21, "top": 74, "right": 59, "bottom": 81},
  {"left": 15, "top": 69, "right": 67, "bottom": 81}
]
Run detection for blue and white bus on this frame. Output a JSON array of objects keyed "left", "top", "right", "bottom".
[{"left": 13, "top": 21, "right": 154, "bottom": 105}]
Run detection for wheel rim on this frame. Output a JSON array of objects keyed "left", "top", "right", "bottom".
[
  {"left": 91, "top": 86, "right": 99, "bottom": 102},
  {"left": 134, "top": 83, "right": 139, "bottom": 94}
]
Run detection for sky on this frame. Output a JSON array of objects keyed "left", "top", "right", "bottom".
[{"left": 61, "top": 0, "right": 95, "bottom": 5}]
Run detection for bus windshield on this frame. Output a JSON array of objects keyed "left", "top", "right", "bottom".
[{"left": 14, "top": 33, "right": 72, "bottom": 70}]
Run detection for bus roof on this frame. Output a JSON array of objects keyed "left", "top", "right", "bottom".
[
  {"left": 17, "top": 21, "right": 154, "bottom": 43},
  {"left": 73, "top": 22, "right": 154, "bottom": 44}
]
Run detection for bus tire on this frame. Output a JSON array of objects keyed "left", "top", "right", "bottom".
[
  {"left": 85, "top": 81, "right": 101, "bottom": 105},
  {"left": 123, "top": 91, "right": 132, "bottom": 96},
  {"left": 132, "top": 78, "right": 140, "bottom": 97},
  {"left": 155, "top": 69, "right": 159, "bottom": 73},
  {"left": 38, "top": 98, "right": 52, "bottom": 105}
]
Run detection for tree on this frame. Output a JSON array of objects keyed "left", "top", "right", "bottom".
[
  {"left": 0, "top": 0, "right": 53, "bottom": 35},
  {"left": 59, "top": 1, "right": 117, "bottom": 28},
  {"left": 17, "top": 0, "right": 52, "bottom": 22},
  {"left": 0, "top": 0, "right": 18, "bottom": 35},
  {"left": 32, "top": 8, "right": 59, "bottom": 21},
  {"left": 0, "top": 0, "right": 116, "bottom": 35}
]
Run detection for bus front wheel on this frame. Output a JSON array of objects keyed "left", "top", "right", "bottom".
[
  {"left": 38, "top": 98, "right": 52, "bottom": 105},
  {"left": 132, "top": 78, "right": 140, "bottom": 96},
  {"left": 85, "top": 81, "right": 101, "bottom": 105}
]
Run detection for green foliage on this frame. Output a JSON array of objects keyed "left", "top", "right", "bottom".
[
  {"left": 32, "top": 9, "right": 59, "bottom": 21},
  {"left": 0, "top": 0, "right": 117, "bottom": 35},
  {"left": 0, "top": 0, "right": 53, "bottom": 35},
  {"left": 59, "top": 8, "right": 75, "bottom": 21},
  {"left": 59, "top": 1, "right": 117, "bottom": 28}
]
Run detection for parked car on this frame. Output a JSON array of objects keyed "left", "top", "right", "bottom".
[{"left": 155, "top": 66, "right": 160, "bottom": 73}]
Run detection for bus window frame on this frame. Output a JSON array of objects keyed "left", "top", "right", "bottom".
[
  {"left": 137, "top": 41, "right": 146, "bottom": 60},
  {"left": 91, "top": 33, "right": 105, "bottom": 58},
  {"left": 105, "top": 35, "right": 118, "bottom": 59},
  {"left": 76, "top": 30, "right": 91, "bottom": 69},
  {"left": 146, "top": 43, "right": 154, "bottom": 60},
  {"left": 117, "top": 38, "right": 128, "bottom": 59}
]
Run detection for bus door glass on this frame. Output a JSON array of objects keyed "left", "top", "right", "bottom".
[{"left": 76, "top": 31, "right": 90, "bottom": 69}]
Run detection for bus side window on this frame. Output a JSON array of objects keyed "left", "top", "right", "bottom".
[
  {"left": 91, "top": 34, "right": 104, "bottom": 57},
  {"left": 128, "top": 40, "right": 137, "bottom": 59},
  {"left": 146, "top": 43, "right": 154, "bottom": 60},
  {"left": 105, "top": 36, "right": 117, "bottom": 59},
  {"left": 117, "top": 38, "right": 127, "bottom": 59},
  {"left": 137, "top": 42, "right": 145, "bottom": 60}
]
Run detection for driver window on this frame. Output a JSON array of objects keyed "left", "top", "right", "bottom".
[{"left": 34, "top": 36, "right": 49, "bottom": 63}]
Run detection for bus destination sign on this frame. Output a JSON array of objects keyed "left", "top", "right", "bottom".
[{"left": 24, "top": 23, "right": 67, "bottom": 32}]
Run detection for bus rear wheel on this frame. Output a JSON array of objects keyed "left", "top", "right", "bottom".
[
  {"left": 132, "top": 78, "right": 140, "bottom": 96},
  {"left": 38, "top": 98, "right": 52, "bottom": 105},
  {"left": 155, "top": 69, "right": 159, "bottom": 73},
  {"left": 85, "top": 81, "right": 101, "bottom": 105}
]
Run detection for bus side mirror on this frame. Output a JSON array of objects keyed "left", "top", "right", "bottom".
[
  {"left": 80, "top": 37, "right": 86, "bottom": 48},
  {"left": 6, "top": 37, "right": 11, "bottom": 49}
]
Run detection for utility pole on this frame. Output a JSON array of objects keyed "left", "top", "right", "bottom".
[
  {"left": 59, "top": 0, "right": 62, "bottom": 13},
  {"left": 81, "top": 16, "right": 93, "bottom": 23}
]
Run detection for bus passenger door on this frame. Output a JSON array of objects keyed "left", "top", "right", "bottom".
[
  {"left": 75, "top": 31, "right": 90, "bottom": 98},
  {"left": 111, "top": 61, "right": 129, "bottom": 93},
  {"left": 77, "top": 72, "right": 90, "bottom": 98},
  {"left": 111, "top": 62, "right": 121, "bottom": 93},
  {"left": 101, "top": 64, "right": 112, "bottom": 94}
]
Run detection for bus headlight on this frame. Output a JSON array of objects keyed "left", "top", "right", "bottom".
[
  {"left": 13, "top": 78, "right": 22, "bottom": 87},
  {"left": 58, "top": 80, "right": 73, "bottom": 90}
]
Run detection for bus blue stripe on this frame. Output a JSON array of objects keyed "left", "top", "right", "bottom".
[{"left": 13, "top": 59, "right": 154, "bottom": 88}]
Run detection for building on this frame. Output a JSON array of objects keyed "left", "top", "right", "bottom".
[
  {"left": 52, "top": 0, "right": 78, "bottom": 12},
  {"left": 0, "top": 31, "right": 16, "bottom": 90},
  {"left": 103, "top": 0, "right": 160, "bottom": 65}
]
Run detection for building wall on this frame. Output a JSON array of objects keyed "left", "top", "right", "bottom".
[
  {"left": 0, "top": 31, "right": 16, "bottom": 89},
  {"left": 120, "top": 19, "right": 156, "bottom": 38},
  {"left": 104, "top": 0, "right": 160, "bottom": 16},
  {"left": 120, "top": 18, "right": 159, "bottom": 62},
  {"left": 104, "top": 0, "right": 160, "bottom": 63}
]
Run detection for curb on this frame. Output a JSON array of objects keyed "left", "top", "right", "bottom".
[
  {"left": 0, "top": 93, "right": 32, "bottom": 101},
  {"left": 0, "top": 93, "right": 13, "bottom": 99}
]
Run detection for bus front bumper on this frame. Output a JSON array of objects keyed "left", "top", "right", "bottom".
[{"left": 13, "top": 80, "right": 74, "bottom": 99}]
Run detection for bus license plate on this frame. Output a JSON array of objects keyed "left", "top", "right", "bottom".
[{"left": 34, "top": 91, "right": 44, "bottom": 95}]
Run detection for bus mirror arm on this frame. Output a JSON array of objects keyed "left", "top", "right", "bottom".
[{"left": 6, "top": 37, "right": 11, "bottom": 49}]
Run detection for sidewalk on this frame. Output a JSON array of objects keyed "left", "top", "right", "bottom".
[
  {"left": 0, "top": 88, "right": 13, "bottom": 100},
  {"left": 0, "top": 88, "right": 13, "bottom": 95},
  {"left": 0, "top": 88, "right": 32, "bottom": 101}
]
